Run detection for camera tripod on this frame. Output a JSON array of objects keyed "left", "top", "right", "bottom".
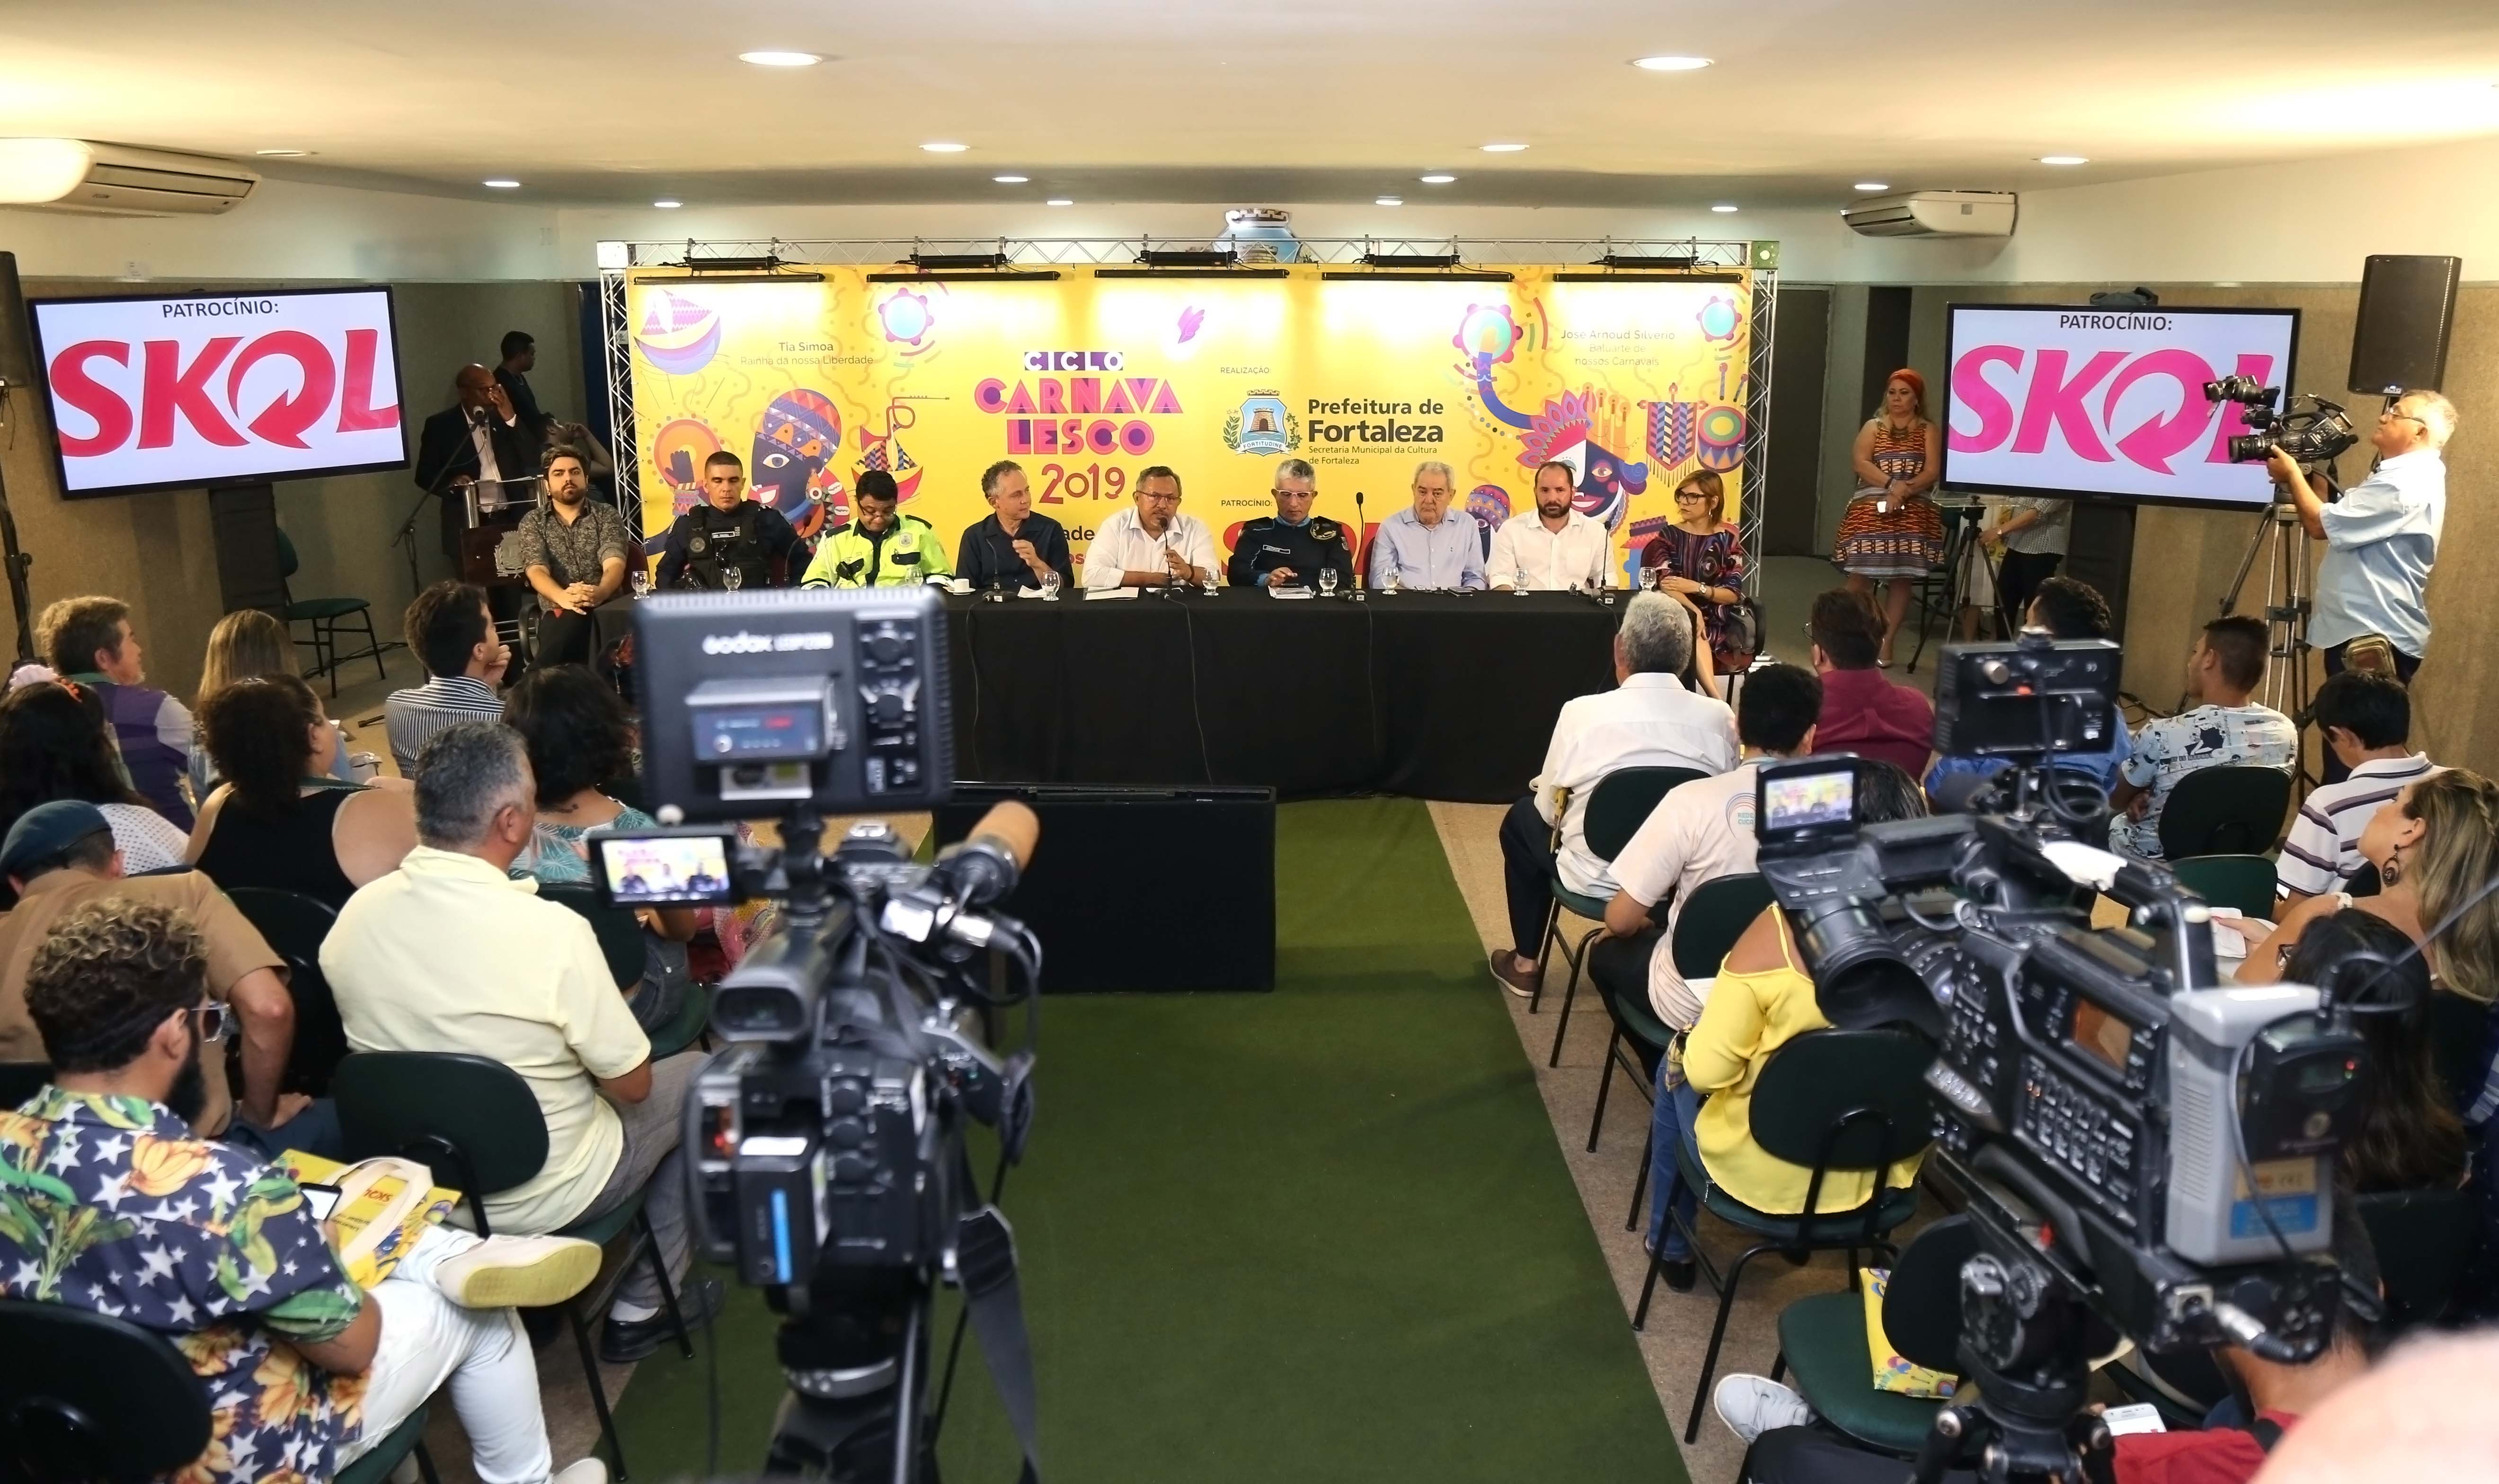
[
  {"left": 1908, "top": 504, "right": 2002, "bottom": 675},
  {"left": 2218, "top": 492, "right": 2322, "bottom": 794}
]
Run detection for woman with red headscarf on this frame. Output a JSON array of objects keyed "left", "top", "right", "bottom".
[{"left": 1832, "top": 369, "right": 1945, "bottom": 666}]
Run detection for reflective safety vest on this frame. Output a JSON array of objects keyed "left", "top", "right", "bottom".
[{"left": 800, "top": 515, "right": 951, "bottom": 588}]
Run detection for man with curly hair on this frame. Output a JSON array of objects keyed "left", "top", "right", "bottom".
[{"left": 0, "top": 895, "right": 607, "bottom": 1484}]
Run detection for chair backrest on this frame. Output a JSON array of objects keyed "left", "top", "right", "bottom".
[
  {"left": 223, "top": 886, "right": 349, "bottom": 1095},
  {"left": 2357, "top": 1186, "right": 2479, "bottom": 1332},
  {"left": 275, "top": 526, "right": 301, "bottom": 585},
  {"left": 331, "top": 1051, "right": 550, "bottom": 1213},
  {"left": 2158, "top": 765, "right": 2292, "bottom": 859},
  {"left": 0, "top": 1062, "right": 52, "bottom": 1111},
  {"left": 1582, "top": 767, "right": 1709, "bottom": 863},
  {"left": 1747, "top": 1028, "right": 1935, "bottom": 1204},
  {"left": 1671, "top": 873, "right": 1775, "bottom": 980},
  {"left": 539, "top": 881, "right": 646, "bottom": 990},
  {"left": 2168, "top": 854, "right": 2281, "bottom": 922},
  {"left": 0, "top": 1298, "right": 211, "bottom": 1482},
  {"left": 1881, "top": 1214, "right": 1977, "bottom": 1373}
]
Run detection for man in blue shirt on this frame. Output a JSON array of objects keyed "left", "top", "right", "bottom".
[{"left": 1367, "top": 460, "right": 1488, "bottom": 591}]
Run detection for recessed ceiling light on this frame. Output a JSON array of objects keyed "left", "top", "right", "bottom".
[
  {"left": 1045, "top": 198, "right": 1073, "bottom": 206},
  {"left": 921, "top": 141, "right": 968, "bottom": 153},
  {"left": 1853, "top": 182, "right": 1889, "bottom": 191},
  {"left": 738, "top": 50, "right": 822, "bottom": 66},
  {"left": 1631, "top": 55, "right": 1712, "bottom": 71},
  {"left": 1376, "top": 196, "right": 1403, "bottom": 206},
  {"left": 483, "top": 179, "right": 521, "bottom": 189},
  {"left": 1419, "top": 173, "right": 1456, "bottom": 185},
  {"left": 1480, "top": 142, "right": 1529, "bottom": 152},
  {"left": 2038, "top": 155, "right": 2089, "bottom": 166},
  {"left": 993, "top": 174, "right": 1028, "bottom": 184},
  {"left": 254, "top": 148, "right": 312, "bottom": 158},
  {"left": 1711, "top": 203, "right": 1739, "bottom": 212},
  {"left": 653, "top": 200, "right": 682, "bottom": 209}
]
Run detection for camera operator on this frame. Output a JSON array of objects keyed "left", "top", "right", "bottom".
[
  {"left": 1721, "top": 1210, "right": 2385, "bottom": 1484},
  {"left": 2267, "top": 392, "right": 2454, "bottom": 779}
]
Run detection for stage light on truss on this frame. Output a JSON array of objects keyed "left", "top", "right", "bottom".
[
  {"left": 910, "top": 250, "right": 1011, "bottom": 271},
  {"left": 1136, "top": 248, "right": 1239, "bottom": 269},
  {"left": 595, "top": 240, "right": 629, "bottom": 270},
  {"left": 1595, "top": 252, "right": 1700, "bottom": 270},
  {"left": 1359, "top": 250, "right": 1461, "bottom": 268}
]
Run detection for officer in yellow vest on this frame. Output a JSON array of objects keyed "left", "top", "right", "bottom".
[{"left": 799, "top": 470, "right": 952, "bottom": 589}]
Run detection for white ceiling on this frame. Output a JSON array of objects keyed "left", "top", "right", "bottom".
[{"left": 8, "top": 0, "right": 2499, "bottom": 210}]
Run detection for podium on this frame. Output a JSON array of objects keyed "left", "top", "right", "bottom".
[{"left": 459, "top": 477, "right": 541, "bottom": 587}]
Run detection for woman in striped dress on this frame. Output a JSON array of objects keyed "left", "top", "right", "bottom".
[{"left": 1833, "top": 369, "right": 1945, "bottom": 667}]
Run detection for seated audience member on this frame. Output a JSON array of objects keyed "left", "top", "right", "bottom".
[
  {"left": 387, "top": 579, "right": 511, "bottom": 777},
  {"left": 1647, "top": 762, "right": 1928, "bottom": 1295},
  {"left": 1638, "top": 470, "right": 1752, "bottom": 676},
  {"left": 1082, "top": 466, "right": 1218, "bottom": 590},
  {"left": 190, "top": 675, "right": 419, "bottom": 913},
  {"left": 801, "top": 469, "right": 952, "bottom": 589},
  {"left": 1719, "top": 1207, "right": 2383, "bottom": 1484},
  {"left": 0, "top": 799, "right": 319, "bottom": 1155},
  {"left": 1, "top": 895, "right": 609, "bottom": 1484},
  {"left": 321, "top": 723, "right": 721, "bottom": 1360},
  {"left": 2242, "top": 768, "right": 2499, "bottom": 999},
  {"left": 520, "top": 444, "right": 633, "bottom": 668},
  {"left": 2278, "top": 909, "right": 2467, "bottom": 1193},
  {"left": 655, "top": 450, "right": 803, "bottom": 591},
  {"left": 193, "top": 609, "right": 355, "bottom": 799},
  {"left": 1488, "top": 460, "right": 1612, "bottom": 592},
  {"left": 1806, "top": 589, "right": 1935, "bottom": 778},
  {"left": 956, "top": 459, "right": 1074, "bottom": 593},
  {"left": 0, "top": 680, "right": 190, "bottom": 878},
  {"left": 1925, "top": 575, "right": 2132, "bottom": 802},
  {"left": 1586, "top": 662, "right": 1820, "bottom": 1277},
  {"left": 505, "top": 665, "right": 696, "bottom": 1031},
  {"left": 1489, "top": 594, "right": 1738, "bottom": 998},
  {"left": 1368, "top": 459, "right": 1488, "bottom": 591},
  {"left": 37, "top": 594, "right": 195, "bottom": 828},
  {"left": 2278, "top": 671, "right": 2441, "bottom": 906},
  {"left": 2109, "top": 614, "right": 2295, "bottom": 860}
]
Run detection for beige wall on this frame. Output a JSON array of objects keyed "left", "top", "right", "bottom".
[
  {"left": 3, "top": 277, "right": 585, "bottom": 701},
  {"left": 1900, "top": 283, "right": 2499, "bottom": 779}
]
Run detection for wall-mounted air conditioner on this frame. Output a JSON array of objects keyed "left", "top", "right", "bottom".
[
  {"left": 1842, "top": 190, "right": 2016, "bottom": 240},
  {"left": 0, "top": 140, "right": 258, "bottom": 217}
]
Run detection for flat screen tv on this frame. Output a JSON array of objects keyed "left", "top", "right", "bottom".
[
  {"left": 1940, "top": 303, "right": 2300, "bottom": 512},
  {"left": 28, "top": 285, "right": 408, "bottom": 498}
]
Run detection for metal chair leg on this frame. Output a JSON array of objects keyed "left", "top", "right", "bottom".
[
  {"left": 1684, "top": 1240, "right": 1777, "bottom": 1443},
  {"left": 1627, "top": 1124, "right": 1652, "bottom": 1233},
  {"left": 1634, "top": 1198, "right": 1704, "bottom": 1331},
  {"left": 1545, "top": 924, "right": 1601, "bottom": 1067},
  {"left": 414, "top": 1442, "right": 443, "bottom": 1484},
  {"left": 640, "top": 1207, "right": 694, "bottom": 1361},
  {"left": 1769, "top": 1351, "right": 1786, "bottom": 1385},
  {"left": 360, "top": 608, "right": 387, "bottom": 683},
  {"left": 1529, "top": 897, "right": 1564, "bottom": 1013},
  {"left": 569, "top": 1300, "right": 628, "bottom": 1480},
  {"left": 1585, "top": 1028, "right": 1622, "bottom": 1151}
]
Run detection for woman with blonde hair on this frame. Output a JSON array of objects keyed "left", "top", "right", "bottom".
[{"left": 191, "top": 609, "right": 353, "bottom": 797}]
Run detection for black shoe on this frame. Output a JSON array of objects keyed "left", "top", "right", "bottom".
[
  {"left": 599, "top": 1276, "right": 726, "bottom": 1363},
  {"left": 1658, "top": 1257, "right": 1697, "bottom": 1293},
  {"left": 521, "top": 1305, "right": 563, "bottom": 1352}
]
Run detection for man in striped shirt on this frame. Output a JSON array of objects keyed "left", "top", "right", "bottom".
[
  {"left": 385, "top": 581, "right": 510, "bottom": 777},
  {"left": 2276, "top": 671, "right": 2439, "bottom": 908}
]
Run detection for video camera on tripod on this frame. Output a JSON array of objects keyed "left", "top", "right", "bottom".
[
  {"left": 2204, "top": 375, "right": 2359, "bottom": 467},
  {"left": 587, "top": 585, "right": 1045, "bottom": 1484},
  {"left": 1755, "top": 634, "right": 2369, "bottom": 1481}
]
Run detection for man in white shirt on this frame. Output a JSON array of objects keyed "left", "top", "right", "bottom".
[
  {"left": 2276, "top": 670, "right": 2440, "bottom": 907},
  {"left": 1489, "top": 593, "right": 1738, "bottom": 997},
  {"left": 1487, "top": 460, "right": 1613, "bottom": 592},
  {"left": 1081, "top": 464, "right": 1219, "bottom": 590},
  {"left": 321, "top": 723, "right": 720, "bottom": 1362}
]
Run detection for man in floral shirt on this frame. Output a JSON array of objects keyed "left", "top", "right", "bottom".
[{"left": 0, "top": 898, "right": 608, "bottom": 1484}]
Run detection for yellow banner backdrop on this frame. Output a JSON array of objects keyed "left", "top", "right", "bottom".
[{"left": 624, "top": 265, "right": 1753, "bottom": 578}]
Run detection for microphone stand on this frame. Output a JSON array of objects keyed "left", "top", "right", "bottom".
[
  {"left": 1349, "top": 490, "right": 1367, "bottom": 602},
  {"left": 396, "top": 409, "right": 486, "bottom": 601}
]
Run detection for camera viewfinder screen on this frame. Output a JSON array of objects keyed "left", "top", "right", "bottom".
[
  {"left": 2071, "top": 998, "right": 2134, "bottom": 1073},
  {"left": 596, "top": 834, "right": 735, "bottom": 906},
  {"left": 1762, "top": 768, "right": 1855, "bottom": 837}
]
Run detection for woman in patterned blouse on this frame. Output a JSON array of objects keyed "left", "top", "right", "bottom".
[
  {"left": 1640, "top": 469, "right": 1752, "bottom": 684},
  {"left": 1833, "top": 370, "right": 1945, "bottom": 667}
]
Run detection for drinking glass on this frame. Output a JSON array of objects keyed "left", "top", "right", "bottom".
[
  {"left": 1041, "top": 569, "right": 1062, "bottom": 600},
  {"left": 723, "top": 566, "right": 744, "bottom": 591},
  {"left": 1318, "top": 567, "right": 1339, "bottom": 598},
  {"left": 629, "top": 567, "right": 651, "bottom": 598}
]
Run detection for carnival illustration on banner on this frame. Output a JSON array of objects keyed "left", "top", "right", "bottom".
[{"left": 623, "top": 266, "right": 1752, "bottom": 577}]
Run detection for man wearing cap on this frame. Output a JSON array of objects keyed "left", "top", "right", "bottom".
[{"left": 0, "top": 800, "right": 331, "bottom": 1155}]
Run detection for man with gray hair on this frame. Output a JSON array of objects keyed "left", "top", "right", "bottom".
[
  {"left": 1228, "top": 456, "right": 1354, "bottom": 590},
  {"left": 321, "top": 722, "right": 723, "bottom": 1360},
  {"left": 2269, "top": 389, "right": 2454, "bottom": 783},
  {"left": 1489, "top": 594, "right": 1738, "bottom": 997},
  {"left": 1367, "top": 459, "right": 1487, "bottom": 591}
]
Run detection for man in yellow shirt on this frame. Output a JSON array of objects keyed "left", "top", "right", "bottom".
[{"left": 800, "top": 469, "right": 951, "bottom": 588}]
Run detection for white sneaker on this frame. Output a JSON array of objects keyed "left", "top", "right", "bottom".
[
  {"left": 433, "top": 1235, "right": 603, "bottom": 1309},
  {"left": 550, "top": 1458, "right": 609, "bottom": 1484},
  {"left": 1714, "top": 1373, "right": 1816, "bottom": 1444}
]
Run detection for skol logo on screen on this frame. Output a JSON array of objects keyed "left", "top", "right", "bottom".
[
  {"left": 47, "top": 328, "right": 399, "bottom": 455},
  {"left": 1950, "top": 345, "right": 2274, "bottom": 475}
]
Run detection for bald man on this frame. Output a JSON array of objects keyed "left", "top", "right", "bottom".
[
  {"left": 2256, "top": 1331, "right": 2499, "bottom": 1482},
  {"left": 415, "top": 363, "right": 541, "bottom": 558}
]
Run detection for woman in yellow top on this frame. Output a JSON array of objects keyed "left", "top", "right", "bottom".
[{"left": 1648, "top": 761, "right": 1929, "bottom": 1292}]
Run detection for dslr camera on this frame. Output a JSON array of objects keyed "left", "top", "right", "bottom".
[
  {"left": 2205, "top": 375, "right": 2359, "bottom": 466},
  {"left": 1754, "top": 635, "right": 2369, "bottom": 1481},
  {"left": 588, "top": 586, "right": 1044, "bottom": 1484}
]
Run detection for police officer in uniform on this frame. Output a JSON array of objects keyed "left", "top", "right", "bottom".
[
  {"left": 801, "top": 469, "right": 953, "bottom": 588},
  {"left": 656, "top": 450, "right": 804, "bottom": 589},
  {"left": 1227, "top": 456, "right": 1354, "bottom": 590}
]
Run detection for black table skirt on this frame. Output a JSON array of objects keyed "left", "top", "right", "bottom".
[{"left": 946, "top": 590, "right": 1621, "bottom": 802}]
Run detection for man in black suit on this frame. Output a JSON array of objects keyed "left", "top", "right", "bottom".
[{"left": 414, "top": 364, "right": 540, "bottom": 559}]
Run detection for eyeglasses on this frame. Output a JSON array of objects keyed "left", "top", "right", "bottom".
[
  {"left": 1674, "top": 492, "right": 1713, "bottom": 504},
  {"left": 1139, "top": 488, "right": 1181, "bottom": 504},
  {"left": 190, "top": 1003, "right": 232, "bottom": 1045},
  {"left": 2379, "top": 410, "right": 2427, "bottom": 428}
]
